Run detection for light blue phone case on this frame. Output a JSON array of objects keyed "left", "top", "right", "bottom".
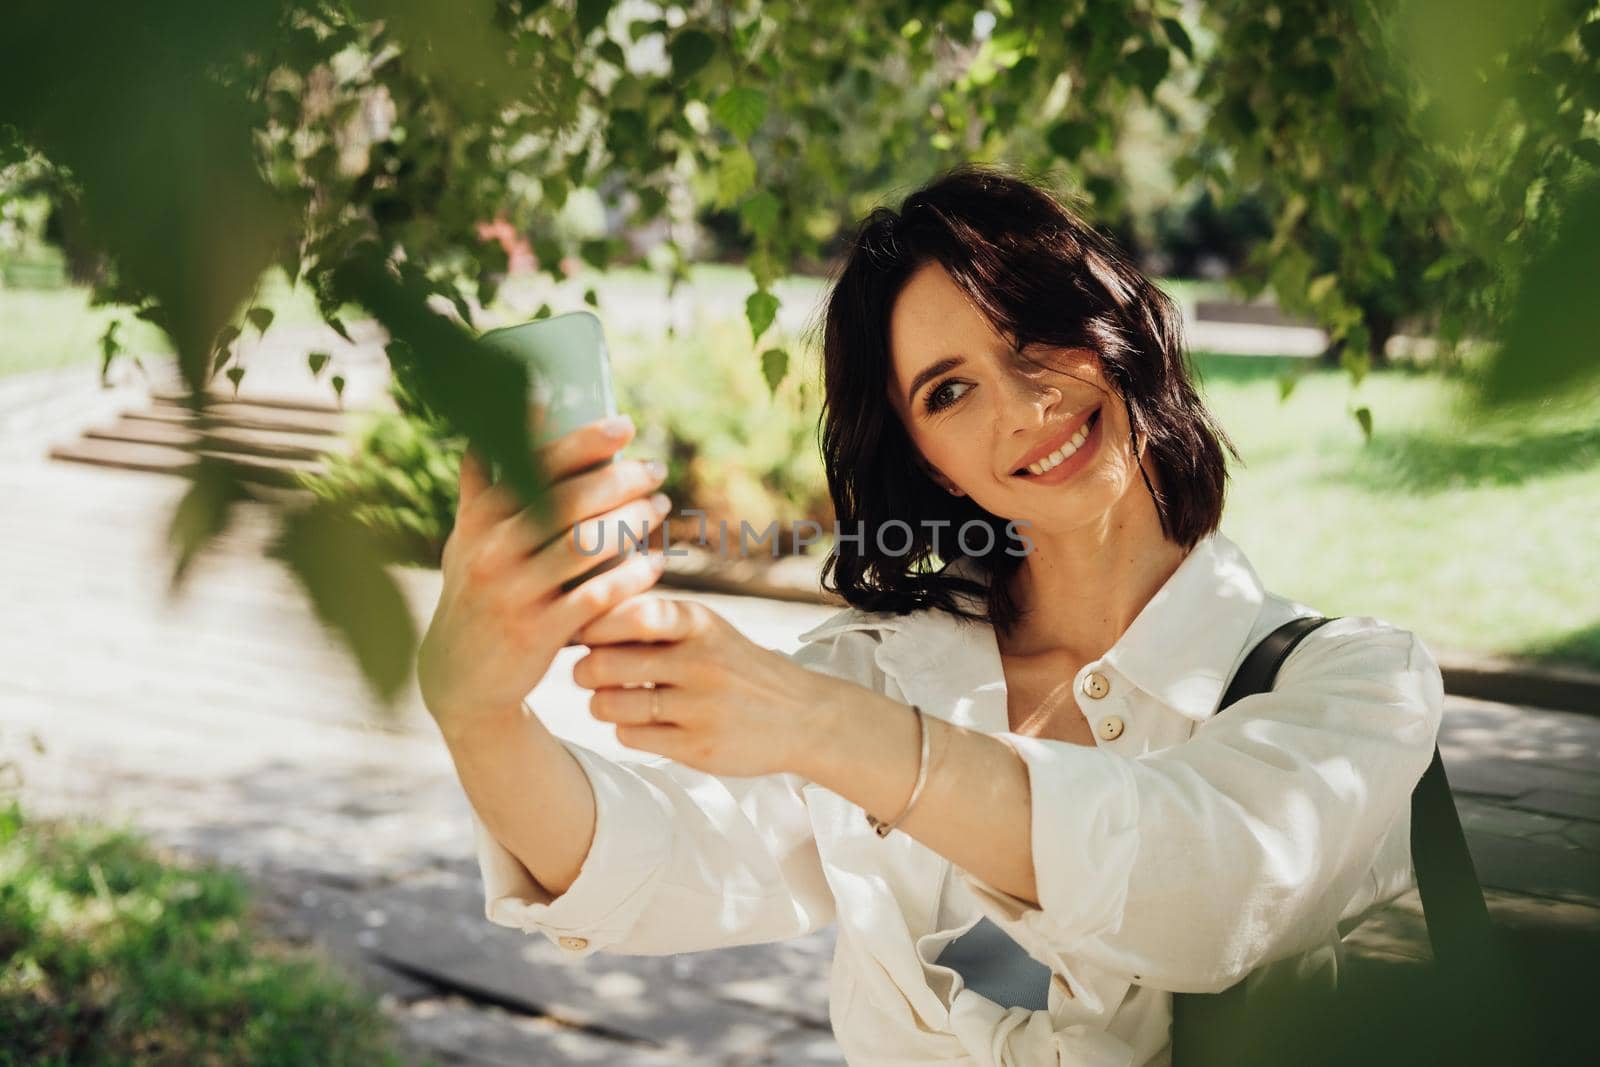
[
  {"left": 477, "top": 310, "right": 628, "bottom": 594},
  {"left": 479, "top": 309, "right": 619, "bottom": 452}
]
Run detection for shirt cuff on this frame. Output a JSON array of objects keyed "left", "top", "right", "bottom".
[
  {"left": 472, "top": 738, "right": 675, "bottom": 959},
  {"left": 955, "top": 734, "right": 1141, "bottom": 950}
]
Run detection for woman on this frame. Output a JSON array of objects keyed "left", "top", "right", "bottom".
[{"left": 416, "top": 163, "right": 1444, "bottom": 1066}]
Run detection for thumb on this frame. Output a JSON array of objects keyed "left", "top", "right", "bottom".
[{"left": 458, "top": 446, "right": 488, "bottom": 508}]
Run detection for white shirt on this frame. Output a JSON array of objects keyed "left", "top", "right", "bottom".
[{"left": 470, "top": 531, "right": 1444, "bottom": 1066}]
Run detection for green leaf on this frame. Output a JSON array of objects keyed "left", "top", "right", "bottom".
[
  {"left": 273, "top": 501, "right": 419, "bottom": 707},
  {"left": 746, "top": 289, "right": 780, "bottom": 345},
  {"left": 1160, "top": 17, "right": 1194, "bottom": 61},
  {"left": 1574, "top": 140, "right": 1600, "bottom": 167},
  {"left": 740, "top": 191, "right": 781, "bottom": 237},
  {"left": 534, "top": 302, "right": 553, "bottom": 320},
  {"left": 213, "top": 323, "right": 242, "bottom": 352},
  {"left": 245, "top": 306, "right": 274, "bottom": 336},
  {"left": 576, "top": 0, "right": 613, "bottom": 37},
  {"left": 1046, "top": 120, "right": 1098, "bottom": 159},
  {"left": 1277, "top": 372, "right": 1299, "bottom": 402},
  {"left": 166, "top": 456, "right": 247, "bottom": 594},
  {"left": 225, "top": 366, "right": 245, "bottom": 397},
  {"left": 1307, "top": 273, "right": 1339, "bottom": 304},
  {"left": 307, "top": 351, "right": 331, "bottom": 378},
  {"left": 1340, "top": 346, "right": 1370, "bottom": 387},
  {"left": 583, "top": 287, "right": 599, "bottom": 308},
  {"left": 326, "top": 316, "right": 352, "bottom": 343},
  {"left": 1127, "top": 46, "right": 1170, "bottom": 97},
  {"left": 579, "top": 238, "right": 614, "bottom": 271},
  {"left": 1580, "top": 19, "right": 1600, "bottom": 59},
  {"left": 716, "top": 147, "right": 757, "bottom": 208},
  {"left": 598, "top": 39, "right": 626, "bottom": 67},
  {"left": 668, "top": 28, "right": 715, "bottom": 82},
  {"left": 331, "top": 373, "right": 347, "bottom": 406},
  {"left": 99, "top": 320, "right": 121, "bottom": 386},
  {"left": 1352, "top": 405, "right": 1373, "bottom": 443},
  {"left": 760, "top": 347, "right": 788, "bottom": 396},
  {"left": 1422, "top": 253, "right": 1468, "bottom": 282},
  {"left": 711, "top": 87, "right": 768, "bottom": 141}
]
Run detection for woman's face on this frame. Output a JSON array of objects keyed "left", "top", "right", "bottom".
[{"left": 885, "top": 260, "right": 1147, "bottom": 537}]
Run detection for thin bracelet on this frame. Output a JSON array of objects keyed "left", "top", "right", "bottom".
[{"left": 866, "top": 704, "right": 931, "bottom": 839}]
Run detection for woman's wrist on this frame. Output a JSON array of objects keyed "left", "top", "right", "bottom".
[
  {"left": 431, "top": 698, "right": 535, "bottom": 751},
  {"left": 793, "top": 684, "right": 929, "bottom": 810}
]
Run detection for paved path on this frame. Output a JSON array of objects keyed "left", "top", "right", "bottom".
[{"left": 2, "top": 363, "right": 1597, "bottom": 1065}]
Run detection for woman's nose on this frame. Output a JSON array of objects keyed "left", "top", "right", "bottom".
[{"left": 1000, "top": 368, "right": 1061, "bottom": 429}]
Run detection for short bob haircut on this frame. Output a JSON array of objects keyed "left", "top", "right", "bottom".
[{"left": 809, "top": 161, "right": 1239, "bottom": 638}]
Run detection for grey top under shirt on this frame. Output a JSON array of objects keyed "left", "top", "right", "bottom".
[{"left": 931, "top": 867, "right": 1052, "bottom": 1013}]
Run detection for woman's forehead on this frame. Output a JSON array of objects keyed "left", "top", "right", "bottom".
[{"left": 889, "top": 265, "right": 1007, "bottom": 371}]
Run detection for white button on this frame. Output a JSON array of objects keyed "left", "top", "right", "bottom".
[
  {"left": 1097, "top": 716, "right": 1125, "bottom": 741},
  {"left": 1051, "top": 973, "right": 1075, "bottom": 999},
  {"left": 1081, "top": 671, "right": 1110, "bottom": 700},
  {"left": 557, "top": 935, "right": 589, "bottom": 951}
]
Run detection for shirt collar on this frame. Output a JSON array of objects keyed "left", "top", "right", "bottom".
[
  {"left": 1097, "top": 531, "right": 1266, "bottom": 722},
  {"left": 795, "top": 531, "right": 1265, "bottom": 725}
]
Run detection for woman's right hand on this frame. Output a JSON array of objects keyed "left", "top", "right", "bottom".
[{"left": 417, "top": 411, "right": 672, "bottom": 741}]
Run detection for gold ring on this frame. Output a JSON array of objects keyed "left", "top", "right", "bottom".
[{"left": 649, "top": 684, "right": 662, "bottom": 723}]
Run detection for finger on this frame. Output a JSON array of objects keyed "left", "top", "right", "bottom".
[
  {"left": 488, "top": 459, "right": 667, "bottom": 566},
  {"left": 571, "top": 592, "right": 691, "bottom": 647},
  {"left": 572, "top": 643, "right": 684, "bottom": 693},
  {"left": 613, "top": 722, "right": 683, "bottom": 757},
  {"left": 546, "top": 548, "right": 669, "bottom": 641},
  {"left": 590, "top": 683, "right": 680, "bottom": 727},
  {"left": 493, "top": 491, "right": 668, "bottom": 603},
  {"left": 458, "top": 447, "right": 488, "bottom": 509},
  {"left": 534, "top": 412, "right": 635, "bottom": 486}
]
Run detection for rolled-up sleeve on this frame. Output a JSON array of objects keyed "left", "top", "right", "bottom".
[
  {"left": 472, "top": 626, "right": 883, "bottom": 958},
  {"left": 957, "top": 617, "right": 1444, "bottom": 993}
]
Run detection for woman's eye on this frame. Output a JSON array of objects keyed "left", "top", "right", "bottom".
[{"left": 925, "top": 380, "right": 969, "bottom": 413}]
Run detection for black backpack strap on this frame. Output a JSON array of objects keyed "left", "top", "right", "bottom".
[
  {"left": 1216, "top": 614, "right": 1338, "bottom": 714},
  {"left": 1411, "top": 748, "right": 1494, "bottom": 963},
  {"left": 1173, "top": 614, "right": 1491, "bottom": 1065},
  {"left": 1216, "top": 614, "right": 1493, "bottom": 962}
]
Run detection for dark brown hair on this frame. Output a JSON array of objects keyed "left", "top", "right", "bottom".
[{"left": 806, "top": 161, "right": 1239, "bottom": 638}]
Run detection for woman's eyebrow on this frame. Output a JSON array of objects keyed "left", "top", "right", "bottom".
[{"left": 907, "top": 355, "right": 965, "bottom": 406}]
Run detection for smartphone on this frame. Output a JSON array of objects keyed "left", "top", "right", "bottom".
[{"left": 478, "top": 310, "right": 635, "bottom": 595}]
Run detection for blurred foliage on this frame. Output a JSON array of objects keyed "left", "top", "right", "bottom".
[
  {"left": 1193, "top": 0, "right": 1600, "bottom": 423},
  {"left": 307, "top": 314, "right": 833, "bottom": 566},
  {"left": 299, "top": 375, "right": 468, "bottom": 569},
  {"left": 0, "top": 0, "right": 1199, "bottom": 706},
  {"left": 0, "top": 799, "right": 419, "bottom": 1065},
  {"left": 616, "top": 317, "right": 831, "bottom": 555},
  {"left": 0, "top": 0, "right": 1594, "bottom": 703}
]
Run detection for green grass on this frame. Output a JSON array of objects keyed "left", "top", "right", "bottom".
[
  {"left": 0, "top": 800, "right": 425, "bottom": 1066},
  {"left": 1193, "top": 353, "right": 1600, "bottom": 670},
  {"left": 0, "top": 269, "right": 356, "bottom": 381},
  {"left": 0, "top": 287, "right": 172, "bottom": 379}
]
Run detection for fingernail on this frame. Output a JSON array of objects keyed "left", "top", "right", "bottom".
[
  {"left": 601, "top": 414, "right": 633, "bottom": 437},
  {"left": 645, "top": 458, "right": 668, "bottom": 481},
  {"left": 650, "top": 491, "right": 671, "bottom": 514}
]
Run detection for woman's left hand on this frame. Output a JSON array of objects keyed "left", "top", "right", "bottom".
[{"left": 569, "top": 594, "right": 837, "bottom": 778}]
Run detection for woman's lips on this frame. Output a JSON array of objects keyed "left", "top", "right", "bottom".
[{"left": 1012, "top": 408, "right": 1102, "bottom": 484}]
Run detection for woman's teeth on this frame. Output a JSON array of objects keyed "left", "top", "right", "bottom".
[{"left": 1019, "top": 411, "right": 1097, "bottom": 476}]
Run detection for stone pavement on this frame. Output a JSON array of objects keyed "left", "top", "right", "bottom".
[{"left": 1, "top": 364, "right": 1598, "bottom": 1065}]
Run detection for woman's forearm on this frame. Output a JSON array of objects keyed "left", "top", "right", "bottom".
[
  {"left": 438, "top": 705, "right": 597, "bottom": 899},
  {"left": 797, "top": 688, "right": 1040, "bottom": 906}
]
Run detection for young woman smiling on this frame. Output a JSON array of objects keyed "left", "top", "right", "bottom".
[{"left": 417, "top": 163, "right": 1443, "bottom": 1066}]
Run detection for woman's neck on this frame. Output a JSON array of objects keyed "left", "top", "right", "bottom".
[{"left": 996, "top": 474, "right": 1189, "bottom": 662}]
